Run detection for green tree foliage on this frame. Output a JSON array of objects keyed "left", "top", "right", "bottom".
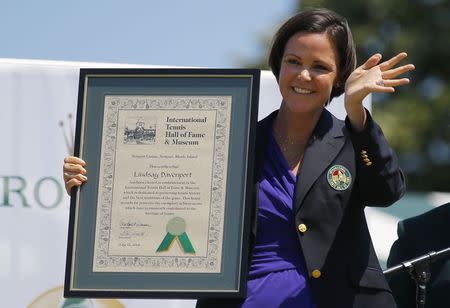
[{"left": 252, "top": 0, "right": 450, "bottom": 192}]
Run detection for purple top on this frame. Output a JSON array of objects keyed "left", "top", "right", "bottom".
[{"left": 240, "top": 130, "right": 315, "bottom": 308}]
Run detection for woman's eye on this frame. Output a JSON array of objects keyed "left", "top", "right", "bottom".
[
  {"left": 287, "top": 58, "right": 300, "bottom": 65},
  {"left": 315, "top": 65, "right": 329, "bottom": 71}
]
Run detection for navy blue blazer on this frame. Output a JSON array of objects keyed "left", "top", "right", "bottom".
[{"left": 197, "top": 109, "right": 405, "bottom": 308}]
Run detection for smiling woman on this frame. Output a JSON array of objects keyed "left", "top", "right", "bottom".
[
  {"left": 62, "top": 7, "right": 415, "bottom": 308},
  {"left": 194, "top": 7, "right": 415, "bottom": 308}
]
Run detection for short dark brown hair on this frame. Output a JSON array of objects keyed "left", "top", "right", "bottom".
[{"left": 268, "top": 8, "right": 356, "bottom": 101}]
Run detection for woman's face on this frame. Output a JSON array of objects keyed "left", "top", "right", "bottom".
[{"left": 278, "top": 31, "right": 338, "bottom": 115}]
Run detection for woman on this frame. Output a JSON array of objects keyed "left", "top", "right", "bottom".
[{"left": 64, "top": 8, "right": 414, "bottom": 308}]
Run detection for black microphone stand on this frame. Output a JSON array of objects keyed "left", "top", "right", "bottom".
[{"left": 383, "top": 247, "right": 450, "bottom": 308}]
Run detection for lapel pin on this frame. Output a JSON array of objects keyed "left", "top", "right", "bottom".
[{"left": 327, "top": 165, "right": 352, "bottom": 191}]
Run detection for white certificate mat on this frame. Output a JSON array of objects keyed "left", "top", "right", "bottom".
[{"left": 93, "top": 96, "right": 231, "bottom": 273}]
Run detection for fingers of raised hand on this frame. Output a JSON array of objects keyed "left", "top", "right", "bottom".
[
  {"left": 361, "top": 53, "right": 382, "bottom": 70},
  {"left": 379, "top": 52, "right": 409, "bottom": 71},
  {"left": 375, "top": 62, "right": 414, "bottom": 91},
  {"left": 382, "top": 78, "right": 410, "bottom": 88},
  {"left": 373, "top": 53, "right": 414, "bottom": 91},
  {"left": 382, "top": 64, "right": 415, "bottom": 79},
  {"left": 373, "top": 79, "right": 409, "bottom": 93}
]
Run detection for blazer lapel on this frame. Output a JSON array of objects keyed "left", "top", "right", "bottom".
[
  {"left": 251, "top": 111, "right": 277, "bottom": 237},
  {"left": 294, "top": 110, "right": 346, "bottom": 213}
]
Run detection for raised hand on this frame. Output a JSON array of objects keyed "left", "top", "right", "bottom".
[
  {"left": 63, "top": 156, "right": 87, "bottom": 195},
  {"left": 344, "top": 52, "right": 415, "bottom": 130}
]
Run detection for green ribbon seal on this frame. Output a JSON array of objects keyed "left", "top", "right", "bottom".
[{"left": 156, "top": 217, "right": 195, "bottom": 254}]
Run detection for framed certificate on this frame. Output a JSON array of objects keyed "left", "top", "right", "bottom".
[{"left": 64, "top": 68, "right": 260, "bottom": 299}]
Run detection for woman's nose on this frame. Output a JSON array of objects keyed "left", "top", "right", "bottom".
[{"left": 297, "top": 68, "right": 312, "bottom": 81}]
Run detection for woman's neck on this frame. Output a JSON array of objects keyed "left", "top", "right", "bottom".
[
  {"left": 272, "top": 104, "right": 323, "bottom": 175},
  {"left": 273, "top": 104, "right": 323, "bottom": 145}
]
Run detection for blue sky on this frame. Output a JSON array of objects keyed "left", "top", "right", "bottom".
[{"left": 1, "top": 0, "right": 297, "bottom": 67}]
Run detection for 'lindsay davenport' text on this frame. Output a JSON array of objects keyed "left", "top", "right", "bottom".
[{"left": 132, "top": 171, "right": 192, "bottom": 180}]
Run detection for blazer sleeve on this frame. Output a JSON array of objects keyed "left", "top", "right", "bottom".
[{"left": 345, "top": 110, "right": 406, "bottom": 206}]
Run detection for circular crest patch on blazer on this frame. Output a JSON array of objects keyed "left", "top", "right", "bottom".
[{"left": 327, "top": 165, "right": 352, "bottom": 191}]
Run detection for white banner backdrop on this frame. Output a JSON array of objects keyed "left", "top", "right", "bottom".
[{"left": 0, "top": 58, "right": 369, "bottom": 308}]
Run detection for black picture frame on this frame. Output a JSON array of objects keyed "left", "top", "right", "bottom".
[{"left": 64, "top": 68, "right": 260, "bottom": 299}]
